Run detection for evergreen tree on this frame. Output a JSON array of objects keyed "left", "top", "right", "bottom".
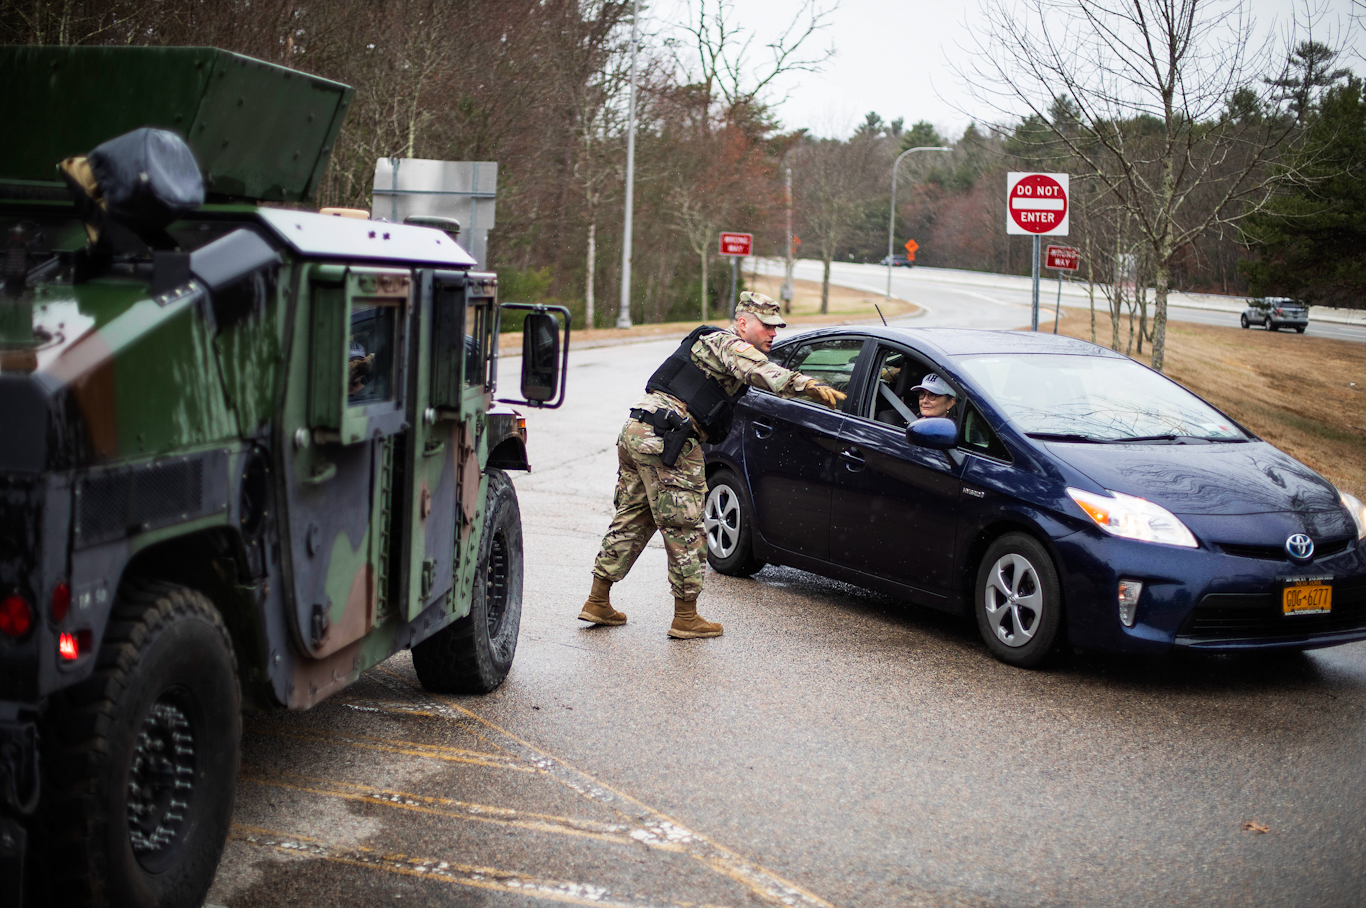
[{"left": 1241, "top": 77, "right": 1366, "bottom": 309}]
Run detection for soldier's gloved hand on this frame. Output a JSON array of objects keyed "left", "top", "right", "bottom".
[{"left": 804, "top": 382, "right": 846, "bottom": 408}]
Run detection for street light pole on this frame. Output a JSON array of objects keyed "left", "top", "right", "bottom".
[
  {"left": 616, "top": 0, "right": 640, "bottom": 328},
  {"left": 886, "top": 145, "right": 952, "bottom": 299},
  {"left": 781, "top": 154, "right": 795, "bottom": 313}
]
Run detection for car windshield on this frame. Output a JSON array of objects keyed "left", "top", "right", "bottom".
[{"left": 954, "top": 353, "right": 1249, "bottom": 442}]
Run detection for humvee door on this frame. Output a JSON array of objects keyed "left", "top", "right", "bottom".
[{"left": 282, "top": 265, "right": 412, "bottom": 657}]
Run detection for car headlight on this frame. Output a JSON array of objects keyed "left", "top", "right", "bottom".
[
  {"left": 1341, "top": 490, "right": 1366, "bottom": 539},
  {"left": 1067, "top": 488, "right": 1198, "bottom": 548}
]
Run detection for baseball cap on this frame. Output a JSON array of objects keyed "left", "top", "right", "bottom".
[
  {"left": 735, "top": 291, "right": 786, "bottom": 327},
  {"left": 910, "top": 373, "right": 956, "bottom": 397}
]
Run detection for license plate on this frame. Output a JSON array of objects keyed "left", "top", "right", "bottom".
[{"left": 1282, "top": 578, "right": 1332, "bottom": 616}]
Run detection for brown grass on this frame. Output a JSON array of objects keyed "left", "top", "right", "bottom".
[
  {"left": 521, "top": 277, "right": 918, "bottom": 349},
  {"left": 1041, "top": 307, "right": 1366, "bottom": 500}
]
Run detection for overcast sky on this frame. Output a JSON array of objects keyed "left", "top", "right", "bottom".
[{"left": 652, "top": 0, "right": 1366, "bottom": 140}]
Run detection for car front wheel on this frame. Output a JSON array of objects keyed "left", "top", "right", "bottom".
[
  {"left": 1266, "top": 318, "right": 1277, "bottom": 331},
  {"left": 704, "top": 469, "right": 765, "bottom": 576},
  {"left": 1240, "top": 314, "right": 1249, "bottom": 328},
  {"left": 974, "top": 533, "right": 1062, "bottom": 668}
]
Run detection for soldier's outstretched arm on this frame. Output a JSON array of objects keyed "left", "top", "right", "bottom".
[{"left": 693, "top": 331, "right": 845, "bottom": 409}]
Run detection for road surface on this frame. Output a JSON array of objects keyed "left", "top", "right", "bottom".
[{"left": 207, "top": 303, "right": 1366, "bottom": 908}]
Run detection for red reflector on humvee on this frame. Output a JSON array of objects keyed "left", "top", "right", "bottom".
[
  {"left": 51, "top": 582, "right": 71, "bottom": 623},
  {"left": 0, "top": 594, "right": 33, "bottom": 638}
]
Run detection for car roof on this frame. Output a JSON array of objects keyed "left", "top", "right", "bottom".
[{"left": 782, "top": 325, "right": 1129, "bottom": 360}]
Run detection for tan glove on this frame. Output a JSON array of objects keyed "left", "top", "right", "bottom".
[{"left": 804, "top": 382, "right": 847, "bottom": 408}]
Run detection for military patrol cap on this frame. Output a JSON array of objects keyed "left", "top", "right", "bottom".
[{"left": 735, "top": 291, "right": 786, "bottom": 327}]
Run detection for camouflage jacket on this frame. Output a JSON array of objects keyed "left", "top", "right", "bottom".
[{"left": 633, "top": 326, "right": 820, "bottom": 432}]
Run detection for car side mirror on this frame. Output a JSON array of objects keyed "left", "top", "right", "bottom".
[
  {"left": 906, "top": 416, "right": 957, "bottom": 450},
  {"left": 496, "top": 303, "right": 571, "bottom": 409}
]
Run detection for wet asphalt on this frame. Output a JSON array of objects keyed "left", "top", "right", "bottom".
[{"left": 206, "top": 307, "right": 1366, "bottom": 908}]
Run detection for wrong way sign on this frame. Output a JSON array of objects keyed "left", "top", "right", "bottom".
[
  {"left": 719, "top": 232, "right": 753, "bottom": 256},
  {"left": 1007, "top": 172, "right": 1069, "bottom": 236},
  {"left": 1046, "top": 245, "right": 1079, "bottom": 270}
]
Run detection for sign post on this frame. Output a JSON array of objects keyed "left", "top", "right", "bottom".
[
  {"left": 1045, "top": 245, "right": 1080, "bottom": 333},
  {"left": 719, "top": 232, "right": 753, "bottom": 317},
  {"left": 1006, "top": 172, "right": 1070, "bottom": 330}
]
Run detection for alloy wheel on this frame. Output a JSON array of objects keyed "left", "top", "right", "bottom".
[
  {"left": 982, "top": 553, "right": 1044, "bottom": 648},
  {"left": 704, "top": 485, "right": 740, "bottom": 559}
]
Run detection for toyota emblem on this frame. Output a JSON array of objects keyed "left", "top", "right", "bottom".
[{"left": 1285, "top": 534, "right": 1315, "bottom": 562}]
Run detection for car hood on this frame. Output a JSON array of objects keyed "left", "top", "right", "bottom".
[{"left": 1048, "top": 440, "right": 1344, "bottom": 517}]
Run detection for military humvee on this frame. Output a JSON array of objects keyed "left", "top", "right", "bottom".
[{"left": 0, "top": 46, "right": 568, "bottom": 908}]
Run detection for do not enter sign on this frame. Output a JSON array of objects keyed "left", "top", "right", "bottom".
[{"left": 1007, "top": 172, "right": 1069, "bottom": 236}]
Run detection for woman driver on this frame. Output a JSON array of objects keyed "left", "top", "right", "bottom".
[{"left": 911, "top": 373, "right": 957, "bottom": 418}]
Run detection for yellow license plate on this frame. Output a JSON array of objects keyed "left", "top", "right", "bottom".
[{"left": 1282, "top": 580, "right": 1332, "bottom": 615}]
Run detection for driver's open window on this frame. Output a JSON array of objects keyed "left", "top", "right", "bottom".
[{"left": 868, "top": 346, "right": 926, "bottom": 427}]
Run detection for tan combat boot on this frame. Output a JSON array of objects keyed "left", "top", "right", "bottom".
[
  {"left": 578, "top": 576, "right": 626, "bottom": 625},
  {"left": 668, "top": 597, "right": 723, "bottom": 638}
]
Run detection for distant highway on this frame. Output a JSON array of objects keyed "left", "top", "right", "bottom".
[{"left": 762, "top": 259, "right": 1366, "bottom": 343}]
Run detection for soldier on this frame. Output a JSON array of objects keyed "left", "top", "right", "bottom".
[{"left": 579, "top": 291, "right": 846, "bottom": 638}]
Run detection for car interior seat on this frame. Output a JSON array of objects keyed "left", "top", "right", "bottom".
[{"left": 875, "top": 363, "right": 920, "bottom": 426}]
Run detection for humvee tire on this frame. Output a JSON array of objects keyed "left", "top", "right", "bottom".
[
  {"left": 34, "top": 584, "right": 240, "bottom": 908},
  {"left": 413, "top": 468, "right": 524, "bottom": 693}
]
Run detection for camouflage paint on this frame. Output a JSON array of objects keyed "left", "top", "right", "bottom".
[
  {"left": 213, "top": 265, "right": 286, "bottom": 437},
  {"left": 38, "top": 280, "right": 237, "bottom": 461}
]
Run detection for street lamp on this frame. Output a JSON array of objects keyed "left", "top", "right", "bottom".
[
  {"left": 886, "top": 145, "right": 952, "bottom": 299},
  {"left": 616, "top": 0, "right": 640, "bottom": 328}
]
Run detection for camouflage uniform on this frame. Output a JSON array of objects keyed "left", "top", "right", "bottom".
[{"left": 591, "top": 295, "right": 828, "bottom": 601}]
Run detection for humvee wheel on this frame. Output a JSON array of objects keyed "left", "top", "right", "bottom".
[
  {"left": 34, "top": 583, "right": 240, "bottom": 908},
  {"left": 413, "top": 468, "right": 524, "bottom": 693}
]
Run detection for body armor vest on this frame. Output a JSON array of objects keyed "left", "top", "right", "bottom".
[{"left": 645, "top": 325, "right": 750, "bottom": 439}]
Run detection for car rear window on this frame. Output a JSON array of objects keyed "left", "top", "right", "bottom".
[
  {"left": 785, "top": 338, "right": 863, "bottom": 394},
  {"left": 955, "top": 353, "right": 1249, "bottom": 443}
]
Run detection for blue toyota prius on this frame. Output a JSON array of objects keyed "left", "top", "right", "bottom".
[{"left": 701, "top": 327, "right": 1366, "bottom": 667}]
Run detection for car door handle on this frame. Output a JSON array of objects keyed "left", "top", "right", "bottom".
[
  {"left": 752, "top": 420, "right": 774, "bottom": 439},
  {"left": 840, "top": 447, "right": 865, "bottom": 471}
]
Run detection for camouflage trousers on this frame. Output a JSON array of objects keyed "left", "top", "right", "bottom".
[{"left": 592, "top": 416, "right": 708, "bottom": 601}]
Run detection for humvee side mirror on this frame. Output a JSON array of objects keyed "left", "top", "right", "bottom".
[
  {"left": 520, "top": 312, "right": 559, "bottom": 402},
  {"left": 497, "top": 303, "right": 571, "bottom": 409}
]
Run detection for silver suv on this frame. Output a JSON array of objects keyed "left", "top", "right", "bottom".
[{"left": 1242, "top": 297, "right": 1309, "bottom": 332}]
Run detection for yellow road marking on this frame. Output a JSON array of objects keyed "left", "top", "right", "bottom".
[
  {"left": 243, "top": 725, "right": 537, "bottom": 773},
  {"left": 331, "top": 696, "right": 441, "bottom": 717},
  {"left": 239, "top": 771, "right": 670, "bottom": 850},
  {"left": 373, "top": 667, "right": 836, "bottom": 908},
  {"left": 229, "top": 824, "right": 727, "bottom": 908}
]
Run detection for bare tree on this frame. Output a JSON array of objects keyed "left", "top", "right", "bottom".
[
  {"left": 669, "top": 0, "right": 835, "bottom": 119},
  {"left": 795, "top": 134, "right": 881, "bottom": 312},
  {"left": 961, "top": 0, "right": 1310, "bottom": 371},
  {"left": 673, "top": 191, "right": 719, "bottom": 321}
]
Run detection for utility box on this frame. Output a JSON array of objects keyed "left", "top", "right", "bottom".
[{"left": 372, "top": 158, "right": 498, "bottom": 270}]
